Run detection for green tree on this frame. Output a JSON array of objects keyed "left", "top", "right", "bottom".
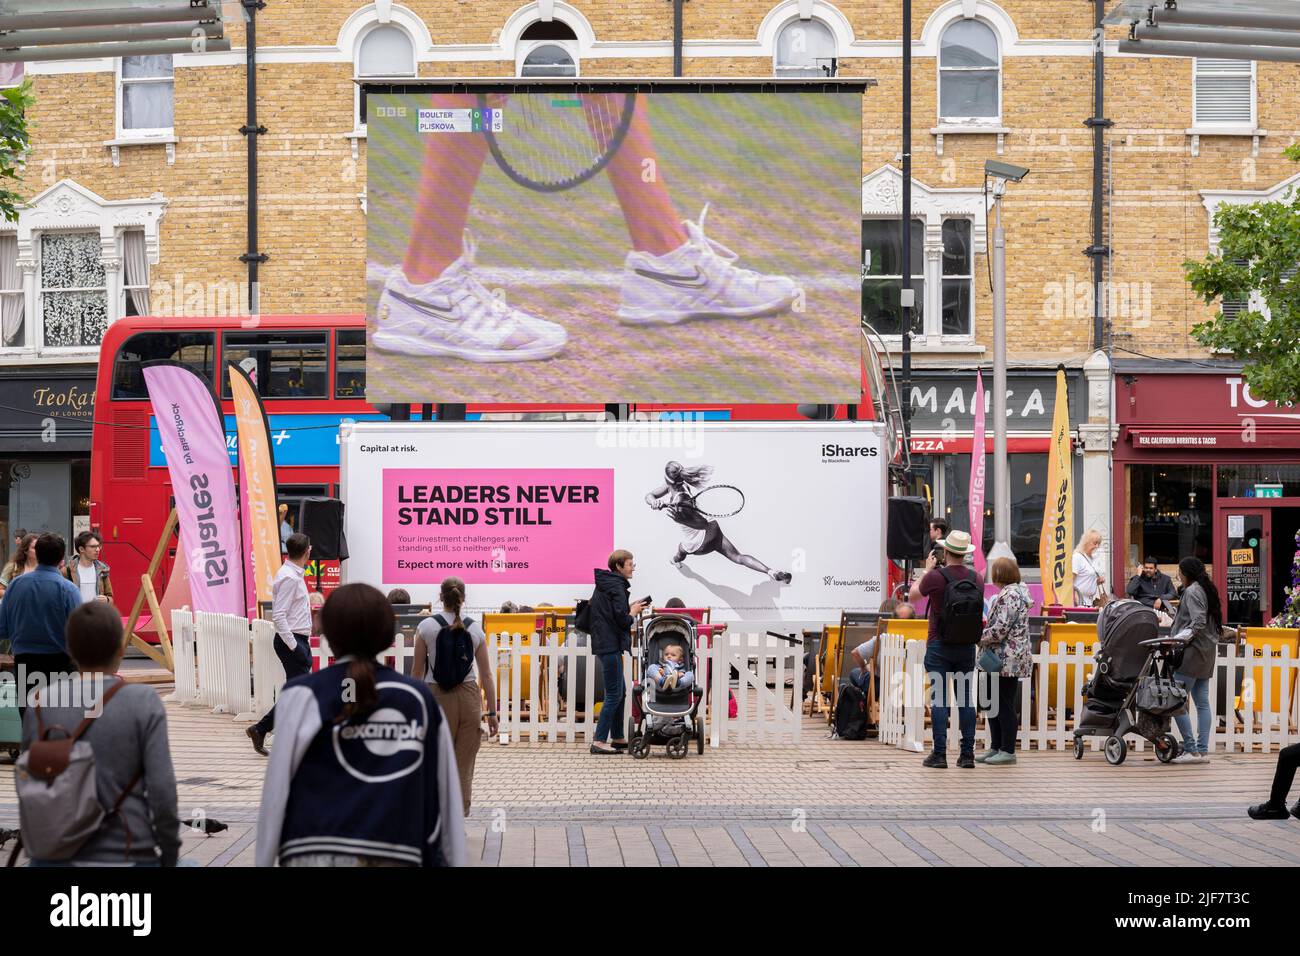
[
  {"left": 1185, "top": 143, "right": 1300, "bottom": 404},
  {"left": 0, "top": 79, "right": 33, "bottom": 224}
]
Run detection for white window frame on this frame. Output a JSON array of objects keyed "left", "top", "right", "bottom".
[
  {"left": 0, "top": 180, "right": 166, "bottom": 364},
  {"left": 939, "top": 218, "right": 975, "bottom": 337},
  {"left": 937, "top": 17, "right": 1002, "bottom": 126},
  {"left": 773, "top": 16, "right": 838, "bottom": 78},
  {"left": 37, "top": 230, "right": 109, "bottom": 352},
  {"left": 1192, "top": 58, "right": 1256, "bottom": 130},
  {"left": 353, "top": 21, "right": 418, "bottom": 136},
  {"left": 861, "top": 217, "right": 926, "bottom": 340},
  {"left": 516, "top": 38, "right": 580, "bottom": 77},
  {"left": 862, "top": 217, "right": 977, "bottom": 343},
  {"left": 861, "top": 166, "right": 987, "bottom": 353},
  {"left": 114, "top": 54, "right": 175, "bottom": 140}
]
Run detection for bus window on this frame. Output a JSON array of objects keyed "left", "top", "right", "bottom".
[
  {"left": 335, "top": 329, "right": 366, "bottom": 399},
  {"left": 222, "top": 331, "right": 328, "bottom": 399},
  {"left": 112, "top": 331, "right": 216, "bottom": 399}
]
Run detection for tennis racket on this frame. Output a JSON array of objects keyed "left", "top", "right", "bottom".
[
  {"left": 478, "top": 92, "right": 637, "bottom": 193},
  {"left": 679, "top": 485, "right": 746, "bottom": 519}
]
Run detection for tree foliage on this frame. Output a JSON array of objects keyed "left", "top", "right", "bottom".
[
  {"left": 1185, "top": 143, "right": 1300, "bottom": 404},
  {"left": 0, "top": 80, "right": 33, "bottom": 224}
]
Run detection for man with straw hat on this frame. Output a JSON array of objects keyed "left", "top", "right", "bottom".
[{"left": 909, "top": 529, "right": 985, "bottom": 769}]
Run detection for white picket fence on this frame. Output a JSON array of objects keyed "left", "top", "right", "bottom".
[
  {"left": 875, "top": 633, "right": 1300, "bottom": 754},
  {"left": 487, "top": 629, "right": 803, "bottom": 748},
  {"left": 167, "top": 609, "right": 275, "bottom": 721},
  {"left": 166, "top": 612, "right": 803, "bottom": 748}
]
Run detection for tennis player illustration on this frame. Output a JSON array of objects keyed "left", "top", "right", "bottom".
[
  {"left": 645, "top": 461, "right": 792, "bottom": 583},
  {"left": 374, "top": 92, "right": 799, "bottom": 363}
]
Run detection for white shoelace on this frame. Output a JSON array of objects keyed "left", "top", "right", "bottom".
[
  {"left": 454, "top": 230, "right": 519, "bottom": 336},
  {"left": 685, "top": 203, "right": 767, "bottom": 290}
]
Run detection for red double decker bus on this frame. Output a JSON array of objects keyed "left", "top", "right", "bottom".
[{"left": 90, "top": 314, "right": 863, "bottom": 621}]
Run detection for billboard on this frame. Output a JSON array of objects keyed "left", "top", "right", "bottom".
[
  {"left": 365, "top": 87, "right": 863, "bottom": 405},
  {"left": 340, "top": 421, "right": 886, "bottom": 622}
]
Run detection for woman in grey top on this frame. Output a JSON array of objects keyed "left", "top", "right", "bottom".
[
  {"left": 1170, "top": 556, "right": 1223, "bottom": 764},
  {"left": 20, "top": 602, "right": 181, "bottom": 866}
]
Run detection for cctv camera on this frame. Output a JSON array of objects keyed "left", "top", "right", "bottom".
[{"left": 984, "top": 159, "right": 1030, "bottom": 182}]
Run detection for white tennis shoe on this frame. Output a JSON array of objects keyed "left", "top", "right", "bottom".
[
  {"left": 618, "top": 204, "right": 799, "bottom": 326},
  {"left": 373, "top": 233, "right": 567, "bottom": 363}
]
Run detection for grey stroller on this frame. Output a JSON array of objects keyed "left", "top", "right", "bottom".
[
  {"left": 1073, "top": 599, "right": 1190, "bottom": 765},
  {"left": 629, "top": 613, "right": 705, "bottom": 759}
]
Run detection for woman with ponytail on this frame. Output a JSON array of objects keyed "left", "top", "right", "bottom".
[
  {"left": 256, "top": 583, "right": 466, "bottom": 867},
  {"left": 413, "top": 576, "right": 497, "bottom": 814},
  {"left": 1170, "top": 556, "right": 1223, "bottom": 764}
]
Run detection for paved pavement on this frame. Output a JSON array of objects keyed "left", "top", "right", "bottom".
[{"left": 2, "top": 686, "right": 1297, "bottom": 867}]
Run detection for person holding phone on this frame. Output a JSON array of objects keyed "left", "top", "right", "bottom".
[{"left": 588, "top": 549, "right": 647, "bottom": 755}]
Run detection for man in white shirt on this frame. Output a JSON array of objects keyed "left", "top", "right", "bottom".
[{"left": 247, "top": 532, "right": 313, "bottom": 756}]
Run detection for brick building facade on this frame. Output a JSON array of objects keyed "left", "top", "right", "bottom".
[{"left": 1, "top": 0, "right": 1296, "bottom": 594}]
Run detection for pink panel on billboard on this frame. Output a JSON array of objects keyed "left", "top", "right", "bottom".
[{"left": 382, "top": 468, "right": 614, "bottom": 584}]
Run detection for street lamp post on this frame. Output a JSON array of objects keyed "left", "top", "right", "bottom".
[{"left": 984, "top": 160, "right": 1030, "bottom": 564}]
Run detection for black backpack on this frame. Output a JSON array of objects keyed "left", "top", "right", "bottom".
[
  {"left": 938, "top": 566, "right": 985, "bottom": 645},
  {"left": 833, "top": 682, "right": 869, "bottom": 740},
  {"left": 430, "top": 613, "right": 476, "bottom": 691},
  {"left": 573, "top": 598, "right": 593, "bottom": 633}
]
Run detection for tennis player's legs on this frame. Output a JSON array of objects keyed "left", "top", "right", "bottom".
[
  {"left": 401, "top": 93, "right": 683, "bottom": 279},
  {"left": 402, "top": 93, "right": 493, "bottom": 284},
  {"left": 586, "top": 94, "right": 687, "bottom": 256},
  {"left": 714, "top": 528, "right": 791, "bottom": 582}
]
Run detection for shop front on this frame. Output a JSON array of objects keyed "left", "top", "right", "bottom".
[
  {"left": 0, "top": 368, "right": 95, "bottom": 548},
  {"left": 1113, "top": 366, "right": 1300, "bottom": 627},
  {"left": 902, "top": 368, "right": 1083, "bottom": 572}
]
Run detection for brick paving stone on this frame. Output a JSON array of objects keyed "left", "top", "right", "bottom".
[
  {"left": 499, "top": 826, "right": 535, "bottom": 867},
  {"left": 614, "top": 825, "right": 659, "bottom": 867},
  {"left": 696, "top": 826, "right": 749, "bottom": 867},
  {"left": 743, "top": 825, "right": 802, "bottom": 866},
  {"left": 583, "top": 826, "right": 624, "bottom": 867}
]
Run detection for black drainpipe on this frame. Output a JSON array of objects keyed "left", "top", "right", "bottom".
[
  {"left": 240, "top": 1, "right": 268, "bottom": 313},
  {"left": 1085, "top": 0, "right": 1112, "bottom": 350},
  {"left": 671, "top": 0, "right": 685, "bottom": 77}
]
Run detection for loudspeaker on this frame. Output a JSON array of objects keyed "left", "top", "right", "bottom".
[
  {"left": 298, "top": 497, "right": 348, "bottom": 561},
  {"left": 887, "top": 496, "right": 929, "bottom": 560}
]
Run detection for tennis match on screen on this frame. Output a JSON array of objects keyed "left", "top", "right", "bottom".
[{"left": 365, "top": 89, "right": 863, "bottom": 404}]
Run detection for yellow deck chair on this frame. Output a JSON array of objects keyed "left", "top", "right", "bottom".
[
  {"left": 1238, "top": 627, "right": 1300, "bottom": 717},
  {"left": 1043, "top": 622, "right": 1099, "bottom": 712},
  {"left": 482, "top": 612, "right": 544, "bottom": 705}
]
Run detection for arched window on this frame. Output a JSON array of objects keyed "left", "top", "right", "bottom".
[
  {"left": 518, "top": 20, "right": 579, "bottom": 77},
  {"left": 938, "top": 19, "right": 1000, "bottom": 121},
  {"left": 355, "top": 23, "right": 416, "bottom": 129},
  {"left": 774, "top": 18, "right": 837, "bottom": 78}
]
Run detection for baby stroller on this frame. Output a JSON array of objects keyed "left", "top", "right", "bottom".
[
  {"left": 629, "top": 613, "right": 705, "bottom": 759},
  {"left": 1073, "top": 599, "right": 1190, "bottom": 765}
]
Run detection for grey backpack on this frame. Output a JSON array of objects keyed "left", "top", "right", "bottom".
[{"left": 13, "top": 680, "right": 140, "bottom": 863}]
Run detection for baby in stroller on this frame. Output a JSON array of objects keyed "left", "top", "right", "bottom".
[
  {"left": 645, "top": 642, "right": 695, "bottom": 691},
  {"left": 630, "top": 614, "right": 705, "bottom": 759}
]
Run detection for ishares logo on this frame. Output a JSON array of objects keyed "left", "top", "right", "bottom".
[{"left": 821, "top": 443, "right": 878, "bottom": 460}]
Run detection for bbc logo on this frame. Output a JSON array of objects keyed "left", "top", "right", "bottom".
[{"left": 376, "top": 106, "right": 407, "bottom": 118}]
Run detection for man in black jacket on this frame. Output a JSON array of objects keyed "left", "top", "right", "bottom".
[
  {"left": 588, "top": 549, "right": 647, "bottom": 754},
  {"left": 1125, "top": 558, "right": 1177, "bottom": 612}
]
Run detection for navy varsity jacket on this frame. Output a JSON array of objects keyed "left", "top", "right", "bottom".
[{"left": 255, "top": 660, "right": 466, "bottom": 867}]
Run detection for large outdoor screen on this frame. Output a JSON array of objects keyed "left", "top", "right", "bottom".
[{"left": 365, "top": 87, "right": 863, "bottom": 404}]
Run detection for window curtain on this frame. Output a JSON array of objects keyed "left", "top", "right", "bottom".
[
  {"left": 41, "top": 233, "right": 107, "bottom": 348},
  {"left": 122, "top": 56, "right": 174, "bottom": 130},
  {"left": 123, "top": 229, "right": 149, "bottom": 315},
  {"left": 0, "top": 234, "right": 22, "bottom": 347}
]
